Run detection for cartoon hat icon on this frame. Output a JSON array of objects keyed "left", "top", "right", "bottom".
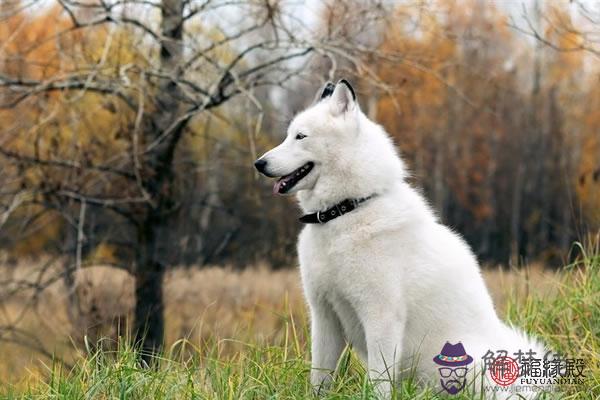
[{"left": 433, "top": 342, "right": 474, "bottom": 366}]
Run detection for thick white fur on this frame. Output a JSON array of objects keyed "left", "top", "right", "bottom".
[{"left": 257, "top": 82, "right": 545, "bottom": 399}]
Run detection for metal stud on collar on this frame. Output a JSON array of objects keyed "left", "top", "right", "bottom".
[{"left": 316, "top": 210, "right": 324, "bottom": 223}]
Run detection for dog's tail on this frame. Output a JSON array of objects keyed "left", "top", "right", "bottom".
[{"left": 493, "top": 325, "right": 552, "bottom": 399}]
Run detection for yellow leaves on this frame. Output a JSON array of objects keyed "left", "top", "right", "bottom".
[
  {"left": 373, "top": 0, "right": 599, "bottom": 238},
  {"left": 574, "top": 71, "right": 600, "bottom": 229},
  {"left": 0, "top": 6, "right": 143, "bottom": 200},
  {"left": 11, "top": 206, "right": 63, "bottom": 257},
  {"left": 0, "top": 5, "right": 71, "bottom": 79},
  {"left": 88, "top": 242, "right": 119, "bottom": 265},
  {"left": 543, "top": 5, "right": 584, "bottom": 85},
  {"left": 577, "top": 125, "right": 600, "bottom": 230},
  {"left": 184, "top": 22, "right": 241, "bottom": 85}
]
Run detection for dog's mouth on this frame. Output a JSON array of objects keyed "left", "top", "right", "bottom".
[{"left": 273, "top": 162, "right": 314, "bottom": 195}]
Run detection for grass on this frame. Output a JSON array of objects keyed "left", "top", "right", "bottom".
[{"left": 1, "top": 239, "right": 599, "bottom": 399}]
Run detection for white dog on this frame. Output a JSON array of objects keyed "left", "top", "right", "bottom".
[{"left": 255, "top": 80, "right": 546, "bottom": 398}]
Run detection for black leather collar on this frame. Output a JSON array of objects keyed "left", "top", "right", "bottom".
[{"left": 299, "top": 195, "right": 376, "bottom": 224}]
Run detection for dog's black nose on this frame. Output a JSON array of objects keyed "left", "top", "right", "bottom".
[{"left": 254, "top": 158, "right": 267, "bottom": 173}]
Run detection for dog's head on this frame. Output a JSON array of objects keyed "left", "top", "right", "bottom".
[{"left": 254, "top": 79, "right": 361, "bottom": 196}]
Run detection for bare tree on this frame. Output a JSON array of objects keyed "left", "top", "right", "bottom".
[
  {"left": 510, "top": 0, "right": 600, "bottom": 58},
  {"left": 0, "top": 0, "right": 392, "bottom": 358}
]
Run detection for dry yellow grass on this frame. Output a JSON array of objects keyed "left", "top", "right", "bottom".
[{"left": 0, "top": 259, "right": 559, "bottom": 387}]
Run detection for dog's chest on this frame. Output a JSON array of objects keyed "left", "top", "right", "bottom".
[
  {"left": 298, "top": 226, "right": 370, "bottom": 354},
  {"left": 298, "top": 226, "right": 363, "bottom": 288},
  {"left": 298, "top": 226, "right": 365, "bottom": 298}
]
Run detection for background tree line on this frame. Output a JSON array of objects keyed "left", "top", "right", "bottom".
[{"left": 0, "top": 0, "right": 598, "bottom": 355}]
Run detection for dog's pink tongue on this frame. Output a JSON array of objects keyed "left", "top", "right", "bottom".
[{"left": 273, "top": 179, "right": 284, "bottom": 195}]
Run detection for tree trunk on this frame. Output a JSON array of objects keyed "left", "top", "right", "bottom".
[
  {"left": 133, "top": 0, "right": 184, "bottom": 359},
  {"left": 134, "top": 217, "right": 166, "bottom": 356}
]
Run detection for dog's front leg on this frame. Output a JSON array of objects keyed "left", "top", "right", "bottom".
[
  {"left": 364, "top": 313, "right": 405, "bottom": 399},
  {"left": 310, "top": 302, "right": 345, "bottom": 394}
]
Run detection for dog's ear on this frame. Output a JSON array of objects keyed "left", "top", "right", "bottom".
[
  {"left": 313, "top": 81, "right": 335, "bottom": 104},
  {"left": 329, "top": 79, "right": 357, "bottom": 116}
]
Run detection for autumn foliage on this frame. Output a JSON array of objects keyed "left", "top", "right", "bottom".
[
  {"left": 1, "top": 0, "right": 599, "bottom": 271},
  {"left": 371, "top": 0, "right": 600, "bottom": 264}
]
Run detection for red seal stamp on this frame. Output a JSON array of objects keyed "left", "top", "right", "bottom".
[{"left": 490, "top": 356, "right": 519, "bottom": 386}]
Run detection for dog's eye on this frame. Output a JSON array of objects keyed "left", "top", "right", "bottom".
[{"left": 295, "top": 133, "right": 307, "bottom": 140}]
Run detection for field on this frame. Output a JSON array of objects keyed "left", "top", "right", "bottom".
[
  {"left": 0, "top": 241, "right": 598, "bottom": 399},
  {"left": 2, "top": 0, "right": 599, "bottom": 398}
]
